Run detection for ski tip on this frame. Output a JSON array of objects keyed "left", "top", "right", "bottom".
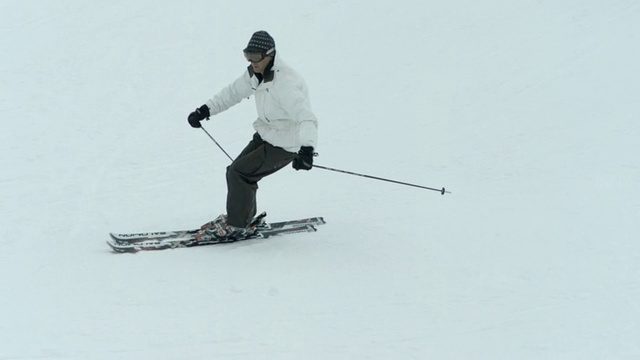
[
  {"left": 106, "top": 240, "right": 138, "bottom": 254},
  {"left": 106, "top": 240, "right": 119, "bottom": 253}
]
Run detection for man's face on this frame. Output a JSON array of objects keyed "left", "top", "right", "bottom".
[
  {"left": 249, "top": 55, "right": 272, "bottom": 74},
  {"left": 244, "top": 51, "right": 273, "bottom": 74}
]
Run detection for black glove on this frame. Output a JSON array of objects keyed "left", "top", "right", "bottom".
[
  {"left": 292, "top": 146, "right": 314, "bottom": 171},
  {"left": 187, "top": 104, "right": 210, "bottom": 128}
]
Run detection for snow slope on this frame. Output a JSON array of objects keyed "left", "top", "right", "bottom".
[{"left": 1, "top": 0, "right": 639, "bottom": 359}]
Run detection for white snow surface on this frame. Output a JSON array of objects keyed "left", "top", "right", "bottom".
[{"left": 2, "top": 1, "right": 639, "bottom": 359}]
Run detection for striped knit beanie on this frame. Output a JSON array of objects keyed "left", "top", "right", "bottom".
[{"left": 243, "top": 31, "right": 276, "bottom": 54}]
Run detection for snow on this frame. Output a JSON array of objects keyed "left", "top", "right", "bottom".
[{"left": 1, "top": 0, "right": 639, "bottom": 358}]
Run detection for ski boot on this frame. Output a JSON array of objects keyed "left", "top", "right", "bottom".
[{"left": 196, "top": 212, "right": 267, "bottom": 243}]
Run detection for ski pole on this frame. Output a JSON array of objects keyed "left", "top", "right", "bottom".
[
  {"left": 314, "top": 165, "right": 450, "bottom": 195},
  {"left": 199, "top": 125, "right": 450, "bottom": 195},
  {"left": 201, "top": 126, "right": 233, "bottom": 162}
]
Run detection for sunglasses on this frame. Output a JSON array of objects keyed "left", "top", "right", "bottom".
[{"left": 243, "top": 48, "right": 275, "bottom": 63}]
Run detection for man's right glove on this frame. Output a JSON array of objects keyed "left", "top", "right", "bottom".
[
  {"left": 187, "top": 105, "right": 210, "bottom": 128},
  {"left": 292, "top": 146, "right": 314, "bottom": 171}
]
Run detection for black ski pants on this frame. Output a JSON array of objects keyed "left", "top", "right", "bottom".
[{"left": 226, "top": 133, "right": 296, "bottom": 227}]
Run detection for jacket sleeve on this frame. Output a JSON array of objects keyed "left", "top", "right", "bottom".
[
  {"left": 275, "top": 75, "right": 318, "bottom": 149},
  {"left": 205, "top": 70, "right": 255, "bottom": 115}
]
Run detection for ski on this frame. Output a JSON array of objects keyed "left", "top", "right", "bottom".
[
  {"left": 110, "top": 213, "right": 325, "bottom": 243},
  {"left": 107, "top": 213, "right": 326, "bottom": 253},
  {"left": 107, "top": 224, "right": 318, "bottom": 253}
]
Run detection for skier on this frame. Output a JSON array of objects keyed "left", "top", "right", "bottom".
[{"left": 187, "top": 30, "right": 318, "bottom": 240}]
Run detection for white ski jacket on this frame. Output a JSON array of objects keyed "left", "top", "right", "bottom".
[{"left": 205, "top": 55, "right": 318, "bottom": 153}]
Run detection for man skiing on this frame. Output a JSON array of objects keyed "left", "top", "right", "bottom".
[{"left": 187, "top": 30, "right": 318, "bottom": 240}]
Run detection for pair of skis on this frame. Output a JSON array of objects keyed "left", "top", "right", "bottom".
[{"left": 107, "top": 213, "right": 325, "bottom": 253}]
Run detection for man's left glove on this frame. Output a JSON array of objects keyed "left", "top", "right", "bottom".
[
  {"left": 292, "top": 146, "right": 314, "bottom": 171},
  {"left": 187, "top": 104, "right": 210, "bottom": 128}
]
